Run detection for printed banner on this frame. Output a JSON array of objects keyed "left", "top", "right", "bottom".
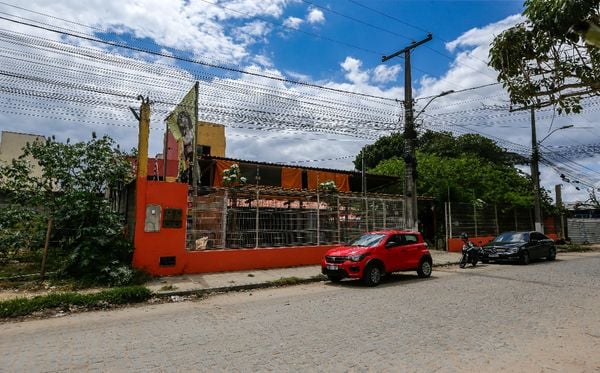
[{"left": 165, "top": 84, "right": 197, "bottom": 181}]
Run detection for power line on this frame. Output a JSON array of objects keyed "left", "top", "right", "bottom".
[{"left": 0, "top": 15, "right": 399, "bottom": 102}]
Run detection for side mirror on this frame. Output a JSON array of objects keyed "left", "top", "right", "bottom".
[{"left": 385, "top": 241, "right": 396, "bottom": 248}]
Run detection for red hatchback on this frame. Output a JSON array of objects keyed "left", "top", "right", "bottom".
[{"left": 321, "top": 230, "right": 432, "bottom": 286}]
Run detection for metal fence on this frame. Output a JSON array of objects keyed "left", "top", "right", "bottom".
[
  {"left": 443, "top": 201, "right": 560, "bottom": 242},
  {"left": 187, "top": 187, "right": 405, "bottom": 250},
  {"left": 567, "top": 218, "right": 600, "bottom": 244}
]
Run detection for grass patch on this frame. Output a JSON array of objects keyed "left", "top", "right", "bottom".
[
  {"left": 557, "top": 244, "right": 594, "bottom": 252},
  {"left": 159, "top": 285, "right": 178, "bottom": 291},
  {"left": 267, "top": 274, "right": 325, "bottom": 286},
  {"left": 267, "top": 276, "right": 304, "bottom": 286},
  {"left": 0, "top": 285, "right": 152, "bottom": 318},
  {"left": 567, "top": 245, "right": 593, "bottom": 252}
]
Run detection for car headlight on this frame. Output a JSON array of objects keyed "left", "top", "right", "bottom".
[{"left": 348, "top": 254, "right": 367, "bottom": 262}]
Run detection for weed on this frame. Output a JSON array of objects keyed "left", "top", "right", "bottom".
[
  {"left": 159, "top": 285, "right": 178, "bottom": 291},
  {"left": 0, "top": 285, "right": 152, "bottom": 318}
]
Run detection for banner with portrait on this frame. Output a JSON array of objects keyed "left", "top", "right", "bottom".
[{"left": 166, "top": 84, "right": 197, "bottom": 182}]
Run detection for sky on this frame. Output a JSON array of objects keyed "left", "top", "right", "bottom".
[{"left": 0, "top": 0, "right": 598, "bottom": 204}]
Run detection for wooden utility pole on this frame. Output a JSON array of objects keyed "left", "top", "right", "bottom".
[{"left": 382, "top": 34, "right": 432, "bottom": 231}]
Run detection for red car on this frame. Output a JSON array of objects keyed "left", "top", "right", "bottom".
[{"left": 321, "top": 230, "right": 432, "bottom": 286}]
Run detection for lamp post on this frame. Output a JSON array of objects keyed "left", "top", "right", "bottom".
[
  {"left": 399, "top": 89, "right": 454, "bottom": 231},
  {"left": 531, "top": 109, "right": 573, "bottom": 233},
  {"left": 414, "top": 90, "right": 454, "bottom": 122}
]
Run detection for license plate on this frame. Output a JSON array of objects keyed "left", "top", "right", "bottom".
[
  {"left": 327, "top": 264, "right": 338, "bottom": 270},
  {"left": 488, "top": 253, "right": 499, "bottom": 258}
]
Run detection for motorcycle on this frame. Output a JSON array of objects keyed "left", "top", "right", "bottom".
[{"left": 459, "top": 244, "right": 483, "bottom": 268}]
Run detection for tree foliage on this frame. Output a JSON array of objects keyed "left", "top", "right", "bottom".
[
  {"left": 489, "top": 0, "right": 600, "bottom": 113},
  {"left": 0, "top": 134, "right": 135, "bottom": 285},
  {"left": 354, "top": 130, "right": 525, "bottom": 170},
  {"left": 359, "top": 130, "right": 547, "bottom": 207},
  {"left": 371, "top": 152, "right": 536, "bottom": 207},
  {"left": 353, "top": 132, "right": 404, "bottom": 170}
]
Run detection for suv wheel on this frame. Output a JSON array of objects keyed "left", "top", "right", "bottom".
[
  {"left": 520, "top": 250, "right": 530, "bottom": 265},
  {"left": 547, "top": 247, "right": 556, "bottom": 261},
  {"left": 362, "top": 264, "right": 382, "bottom": 287},
  {"left": 417, "top": 258, "right": 432, "bottom": 278}
]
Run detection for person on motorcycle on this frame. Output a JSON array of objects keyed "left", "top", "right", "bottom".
[
  {"left": 460, "top": 232, "right": 475, "bottom": 250},
  {"left": 459, "top": 232, "right": 480, "bottom": 268}
]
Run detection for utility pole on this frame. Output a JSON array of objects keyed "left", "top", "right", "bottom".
[
  {"left": 530, "top": 107, "right": 543, "bottom": 233},
  {"left": 382, "top": 34, "right": 432, "bottom": 231}
]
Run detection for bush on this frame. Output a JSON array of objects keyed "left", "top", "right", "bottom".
[
  {"left": 0, "top": 285, "right": 152, "bottom": 318},
  {"left": 58, "top": 202, "right": 135, "bottom": 286},
  {"left": 0, "top": 206, "right": 45, "bottom": 262}
]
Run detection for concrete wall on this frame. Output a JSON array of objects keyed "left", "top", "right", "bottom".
[
  {"left": 197, "top": 121, "right": 225, "bottom": 157},
  {"left": 0, "top": 131, "right": 45, "bottom": 178}
]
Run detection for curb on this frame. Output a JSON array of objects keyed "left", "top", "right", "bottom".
[
  {"left": 151, "top": 261, "right": 461, "bottom": 298},
  {"left": 151, "top": 275, "right": 326, "bottom": 298}
]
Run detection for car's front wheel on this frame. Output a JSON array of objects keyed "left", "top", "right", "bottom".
[
  {"left": 547, "top": 247, "right": 556, "bottom": 261},
  {"left": 417, "top": 259, "right": 432, "bottom": 278},
  {"left": 362, "top": 263, "right": 383, "bottom": 286},
  {"left": 520, "top": 250, "right": 530, "bottom": 265}
]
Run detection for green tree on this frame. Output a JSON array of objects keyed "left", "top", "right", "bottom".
[
  {"left": 355, "top": 130, "right": 526, "bottom": 171},
  {"left": 353, "top": 132, "right": 404, "bottom": 170},
  {"left": 489, "top": 0, "right": 600, "bottom": 113},
  {"left": 0, "top": 134, "right": 135, "bottom": 285},
  {"left": 371, "top": 152, "right": 536, "bottom": 206}
]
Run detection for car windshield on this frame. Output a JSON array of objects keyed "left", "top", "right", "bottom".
[
  {"left": 348, "top": 233, "right": 386, "bottom": 247},
  {"left": 491, "top": 232, "right": 529, "bottom": 243}
]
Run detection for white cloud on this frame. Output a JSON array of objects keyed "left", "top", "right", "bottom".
[
  {"left": 233, "top": 20, "right": 271, "bottom": 45},
  {"left": 373, "top": 64, "right": 401, "bottom": 84},
  {"left": 283, "top": 16, "right": 303, "bottom": 30},
  {"left": 340, "top": 57, "right": 369, "bottom": 85},
  {"left": 445, "top": 14, "right": 525, "bottom": 53},
  {"left": 306, "top": 8, "right": 325, "bottom": 24}
]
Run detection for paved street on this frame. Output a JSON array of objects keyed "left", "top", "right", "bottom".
[{"left": 2, "top": 252, "right": 600, "bottom": 372}]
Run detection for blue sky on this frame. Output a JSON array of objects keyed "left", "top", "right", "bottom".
[
  {"left": 266, "top": 1, "right": 523, "bottom": 85},
  {"left": 0, "top": 0, "right": 598, "bottom": 203}
]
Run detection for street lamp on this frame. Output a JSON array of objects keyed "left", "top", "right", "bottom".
[
  {"left": 539, "top": 125, "right": 574, "bottom": 144},
  {"left": 414, "top": 90, "right": 454, "bottom": 121},
  {"left": 403, "top": 89, "right": 454, "bottom": 231},
  {"left": 531, "top": 117, "right": 574, "bottom": 233}
]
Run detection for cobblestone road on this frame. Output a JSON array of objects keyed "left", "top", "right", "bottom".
[{"left": 2, "top": 252, "right": 600, "bottom": 372}]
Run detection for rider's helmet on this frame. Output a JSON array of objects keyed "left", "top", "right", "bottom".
[{"left": 460, "top": 232, "right": 468, "bottom": 240}]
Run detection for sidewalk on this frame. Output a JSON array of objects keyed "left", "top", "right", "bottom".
[{"left": 145, "top": 250, "right": 462, "bottom": 297}]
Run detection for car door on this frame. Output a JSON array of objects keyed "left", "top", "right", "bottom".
[
  {"left": 398, "top": 233, "right": 421, "bottom": 270},
  {"left": 382, "top": 234, "right": 404, "bottom": 272},
  {"left": 529, "top": 232, "right": 545, "bottom": 259}
]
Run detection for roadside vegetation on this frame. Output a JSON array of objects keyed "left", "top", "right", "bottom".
[
  {"left": 0, "top": 133, "right": 140, "bottom": 287},
  {"left": 0, "top": 286, "right": 152, "bottom": 319}
]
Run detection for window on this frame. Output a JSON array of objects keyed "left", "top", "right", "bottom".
[
  {"left": 402, "top": 234, "right": 418, "bottom": 244},
  {"left": 386, "top": 234, "right": 402, "bottom": 247}
]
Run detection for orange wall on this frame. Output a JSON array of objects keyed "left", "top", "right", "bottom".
[
  {"left": 447, "top": 236, "right": 494, "bottom": 252},
  {"left": 182, "top": 245, "right": 336, "bottom": 273},
  {"left": 131, "top": 179, "right": 338, "bottom": 275},
  {"left": 132, "top": 180, "right": 188, "bottom": 276}
]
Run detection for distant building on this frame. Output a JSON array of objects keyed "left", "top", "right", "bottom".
[{"left": 0, "top": 131, "right": 45, "bottom": 178}]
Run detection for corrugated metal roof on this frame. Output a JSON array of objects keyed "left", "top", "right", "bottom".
[{"left": 201, "top": 155, "right": 399, "bottom": 180}]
